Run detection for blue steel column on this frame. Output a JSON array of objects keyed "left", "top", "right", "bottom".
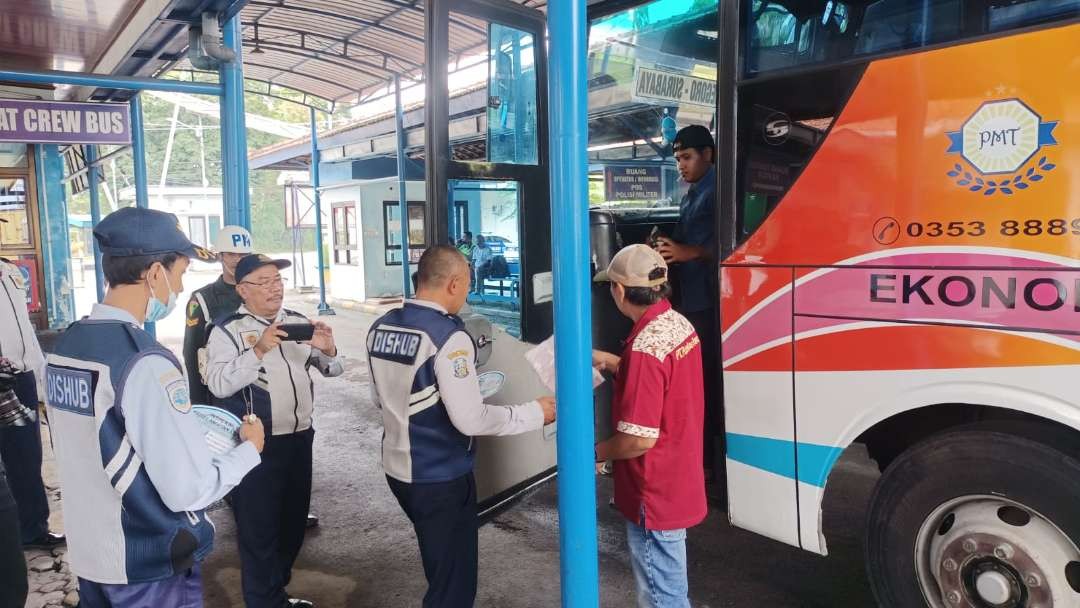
[
  {"left": 221, "top": 14, "right": 251, "bottom": 229},
  {"left": 35, "top": 145, "right": 75, "bottom": 329},
  {"left": 130, "top": 95, "right": 150, "bottom": 210},
  {"left": 310, "top": 107, "right": 334, "bottom": 315},
  {"left": 131, "top": 94, "right": 155, "bottom": 336},
  {"left": 86, "top": 145, "right": 105, "bottom": 302},
  {"left": 394, "top": 75, "right": 412, "bottom": 299},
  {"left": 548, "top": 1, "right": 599, "bottom": 606}
]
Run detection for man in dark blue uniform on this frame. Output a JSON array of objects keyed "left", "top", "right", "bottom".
[{"left": 653, "top": 125, "right": 723, "bottom": 493}]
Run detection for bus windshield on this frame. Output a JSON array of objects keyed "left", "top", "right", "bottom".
[{"left": 587, "top": 0, "right": 719, "bottom": 210}]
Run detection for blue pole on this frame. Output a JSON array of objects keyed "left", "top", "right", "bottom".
[
  {"left": 310, "top": 107, "right": 334, "bottom": 315},
  {"left": 130, "top": 95, "right": 150, "bottom": 211},
  {"left": 548, "top": 1, "right": 599, "bottom": 606},
  {"left": 0, "top": 68, "right": 222, "bottom": 96},
  {"left": 221, "top": 14, "right": 251, "bottom": 230},
  {"left": 86, "top": 145, "right": 105, "bottom": 302},
  {"left": 394, "top": 75, "right": 412, "bottom": 299},
  {"left": 130, "top": 94, "right": 155, "bottom": 336}
]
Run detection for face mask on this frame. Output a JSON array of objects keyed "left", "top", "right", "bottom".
[{"left": 145, "top": 269, "right": 178, "bottom": 323}]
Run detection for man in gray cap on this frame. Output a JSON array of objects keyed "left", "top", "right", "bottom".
[{"left": 44, "top": 207, "right": 265, "bottom": 606}]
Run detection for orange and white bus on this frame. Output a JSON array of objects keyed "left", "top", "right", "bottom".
[{"left": 585, "top": 0, "right": 1079, "bottom": 604}]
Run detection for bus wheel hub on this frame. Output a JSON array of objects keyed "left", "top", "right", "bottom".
[
  {"left": 917, "top": 497, "right": 1080, "bottom": 608},
  {"left": 974, "top": 569, "right": 1013, "bottom": 604}
]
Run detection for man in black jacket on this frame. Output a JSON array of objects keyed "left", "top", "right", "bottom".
[{"left": 183, "top": 225, "right": 252, "bottom": 406}]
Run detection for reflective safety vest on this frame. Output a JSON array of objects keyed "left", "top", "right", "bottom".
[
  {"left": 45, "top": 320, "right": 214, "bottom": 584},
  {"left": 367, "top": 303, "right": 475, "bottom": 483}
]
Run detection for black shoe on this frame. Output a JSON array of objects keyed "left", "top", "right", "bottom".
[
  {"left": 23, "top": 532, "right": 65, "bottom": 549},
  {"left": 306, "top": 513, "right": 319, "bottom": 529},
  {"left": 286, "top": 599, "right": 314, "bottom": 608}
]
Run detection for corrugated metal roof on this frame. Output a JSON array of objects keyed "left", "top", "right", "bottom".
[{"left": 173, "top": 0, "right": 548, "bottom": 110}]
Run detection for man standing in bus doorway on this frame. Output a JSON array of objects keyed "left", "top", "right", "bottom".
[
  {"left": 653, "top": 124, "right": 723, "bottom": 497},
  {"left": 367, "top": 245, "right": 556, "bottom": 607},
  {"left": 0, "top": 252, "right": 65, "bottom": 550},
  {"left": 593, "top": 244, "right": 707, "bottom": 608}
]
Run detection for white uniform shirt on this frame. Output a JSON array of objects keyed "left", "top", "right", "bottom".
[
  {"left": 205, "top": 305, "right": 344, "bottom": 435},
  {"left": 0, "top": 260, "right": 45, "bottom": 395}
]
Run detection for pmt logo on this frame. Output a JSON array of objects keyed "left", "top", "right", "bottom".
[{"left": 946, "top": 98, "right": 1058, "bottom": 196}]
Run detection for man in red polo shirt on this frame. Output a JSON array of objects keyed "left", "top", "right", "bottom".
[{"left": 593, "top": 244, "right": 707, "bottom": 608}]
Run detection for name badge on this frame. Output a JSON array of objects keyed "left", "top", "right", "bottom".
[
  {"left": 370, "top": 329, "right": 421, "bottom": 364},
  {"left": 46, "top": 366, "right": 95, "bottom": 416}
]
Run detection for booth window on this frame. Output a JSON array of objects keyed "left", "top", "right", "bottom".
[
  {"left": 332, "top": 202, "right": 359, "bottom": 266},
  {"left": 384, "top": 201, "right": 426, "bottom": 266}
]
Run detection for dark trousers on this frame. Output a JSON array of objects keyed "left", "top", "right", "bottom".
[
  {"left": 0, "top": 371, "right": 49, "bottom": 542},
  {"left": 0, "top": 468, "right": 28, "bottom": 608},
  {"left": 682, "top": 309, "right": 724, "bottom": 482},
  {"left": 79, "top": 566, "right": 203, "bottom": 608},
  {"left": 232, "top": 429, "right": 314, "bottom": 608},
  {"left": 387, "top": 473, "right": 478, "bottom": 608}
]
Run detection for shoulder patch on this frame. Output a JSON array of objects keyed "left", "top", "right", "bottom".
[
  {"left": 452, "top": 356, "right": 470, "bottom": 379},
  {"left": 159, "top": 370, "right": 190, "bottom": 413},
  {"left": 446, "top": 349, "right": 469, "bottom": 361},
  {"left": 631, "top": 310, "right": 698, "bottom": 360},
  {"left": 369, "top": 328, "right": 422, "bottom": 364},
  {"left": 187, "top": 299, "right": 200, "bottom": 318}
]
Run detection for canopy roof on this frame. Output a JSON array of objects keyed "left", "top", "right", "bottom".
[{"left": 172, "top": 0, "right": 548, "bottom": 111}]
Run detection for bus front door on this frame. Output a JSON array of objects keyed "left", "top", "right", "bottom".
[{"left": 424, "top": 0, "right": 554, "bottom": 514}]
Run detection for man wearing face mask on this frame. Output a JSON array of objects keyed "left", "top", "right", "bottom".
[{"left": 44, "top": 207, "right": 266, "bottom": 606}]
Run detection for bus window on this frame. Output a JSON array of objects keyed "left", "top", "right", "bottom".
[
  {"left": 744, "top": 0, "right": 1079, "bottom": 77},
  {"left": 734, "top": 64, "right": 864, "bottom": 241},
  {"left": 988, "top": 0, "right": 1080, "bottom": 31},
  {"left": 587, "top": 0, "right": 718, "bottom": 210}
]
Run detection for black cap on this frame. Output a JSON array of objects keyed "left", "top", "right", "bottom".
[
  {"left": 672, "top": 124, "right": 715, "bottom": 152},
  {"left": 94, "top": 207, "right": 214, "bottom": 261},
  {"left": 235, "top": 254, "right": 292, "bottom": 284}
]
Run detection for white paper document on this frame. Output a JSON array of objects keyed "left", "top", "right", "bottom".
[{"left": 524, "top": 336, "right": 604, "bottom": 393}]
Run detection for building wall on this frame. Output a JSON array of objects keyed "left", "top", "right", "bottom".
[
  {"left": 359, "top": 179, "right": 425, "bottom": 299},
  {"left": 320, "top": 177, "right": 427, "bottom": 302}
]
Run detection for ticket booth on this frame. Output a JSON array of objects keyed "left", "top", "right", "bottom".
[{"left": 0, "top": 142, "right": 46, "bottom": 329}]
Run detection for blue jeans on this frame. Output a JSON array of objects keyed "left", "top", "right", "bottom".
[{"left": 625, "top": 520, "right": 690, "bottom": 608}]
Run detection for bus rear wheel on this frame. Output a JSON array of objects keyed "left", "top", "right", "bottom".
[{"left": 865, "top": 428, "right": 1080, "bottom": 607}]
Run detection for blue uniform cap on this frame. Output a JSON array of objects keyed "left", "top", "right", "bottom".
[
  {"left": 235, "top": 254, "right": 292, "bottom": 284},
  {"left": 94, "top": 207, "right": 214, "bottom": 261}
]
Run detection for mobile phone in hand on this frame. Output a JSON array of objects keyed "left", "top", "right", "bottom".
[
  {"left": 648, "top": 226, "right": 663, "bottom": 247},
  {"left": 279, "top": 323, "right": 315, "bottom": 342}
]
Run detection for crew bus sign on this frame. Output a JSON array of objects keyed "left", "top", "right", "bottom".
[{"left": 0, "top": 99, "right": 131, "bottom": 144}]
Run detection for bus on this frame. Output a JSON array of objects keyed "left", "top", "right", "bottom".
[
  {"left": 585, "top": 0, "right": 1080, "bottom": 605},
  {"left": 426, "top": 0, "right": 1078, "bottom": 603}
]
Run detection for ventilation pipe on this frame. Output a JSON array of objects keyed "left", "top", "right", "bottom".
[{"left": 188, "top": 12, "right": 236, "bottom": 70}]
